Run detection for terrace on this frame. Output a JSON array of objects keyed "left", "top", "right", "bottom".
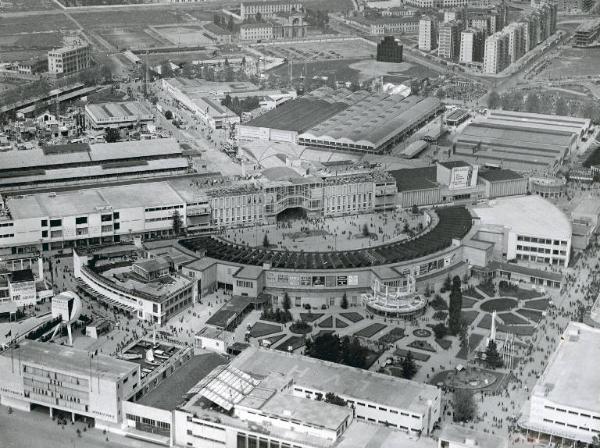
[{"left": 180, "top": 206, "right": 472, "bottom": 270}]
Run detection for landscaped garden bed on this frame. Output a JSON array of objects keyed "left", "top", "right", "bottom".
[
  {"left": 290, "top": 320, "right": 313, "bottom": 334},
  {"left": 354, "top": 323, "right": 387, "bottom": 338},
  {"left": 394, "top": 348, "right": 430, "bottom": 362},
  {"left": 250, "top": 322, "right": 282, "bottom": 338},
  {"left": 340, "top": 312, "right": 364, "bottom": 323},
  {"left": 480, "top": 298, "right": 518, "bottom": 312},
  {"left": 317, "top": 316, "right": 333, "bottom": 328},
  {"left": 275, "top": 335, "right": 305, "bottom": 351},
  {"left": 498, "top": 312, "right": 529, "bottom": 325},
  {"left": 378, "top": 327, "right": 405, "bottom": 344},
  {"left": 408, "top": 340, "right": 436, "bottom": 353},
  {"left": 300, "top": 313, "right": 324, "bottom": 323},
  {"left": 436, "top": 338, "right": 452, "bottom": 350},
  {"left": 524, "top": 298, "right": 551, "bottom": 311},
  {"left": 463, "top": 286, "right": 485, "bottom": 300},
  {"left": 516, "top": 309, "right": 544, "bottom": 322},
  {"left": 334, "top": 317, "right": 348, "bottom": 328}
]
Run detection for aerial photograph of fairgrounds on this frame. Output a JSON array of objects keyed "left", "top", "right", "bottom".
[{"left": 2, "top": 0, "right": 600, "bottom": 447}]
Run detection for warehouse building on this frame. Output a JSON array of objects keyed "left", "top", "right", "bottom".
[
  {"left": 298, "top": 95, "right": 443, "bottom": 154},
  {"left": 471, "top": 195, "right": 571, "bottom": 267},
  {"left": 454, "top": 110, "right": 588, "bottom": 171},
  {"left": 521, "top": 322, "right": 600, "bottom": 444},
  {"left": 0, "top": 138, "right": 189, "bottom": 193},
  {"left": 84, "top": 101, "right": 154, "bottom": 130}
]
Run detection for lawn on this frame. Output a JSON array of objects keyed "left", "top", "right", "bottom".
[
  {"left": 300, "top": 313, "right": 324, "bottom": 323},
  {"left": 516, "top": 309, "right": 544, "bottom": 323},
  {"left": 461, "top": 310, "right": 480, "bottom": 326},
  {"left": 354, "top": 323, "right": 387, "bottom": 338},
  {"left": 275, "top": 335, "right": 305, "bottom": 352},
  {"left": 378, "top": 327, "right": 405, "bottom": 344},
  {"left": 314, "top": 329, "right": 334, "bottom": 338},
  {"left": 461, "top": 297, "right": 477, "bottom": 309},
  {"left": 456, "top": 334, "right": 484, "bottom": 360},
  {"left": 249, "top": 322, "right": 282, "bottom": 338},
  {"left": 499, "top": 285, "right": 542, "bottom": 300},
  {"left": 477, "top": 281, "right": 496, "bottom": 297},
  {"left": 430, "top": 295, "right": 448, "bottom": 311},
  {"left": 464, "top": 286, "right": 485, "bottom": 300},
  {"left": 498, "top": 324, "right": 535, "bottom": 336},
  {"left": 524, "top": 298, "right": 551, "bottom": 311},
  {"left": 498, "top": 312, "right": 529, "bottom": 325},
  {"left": 340, "top": 312, "right": 364, "bottom": 323},
  {"left": 334, "top": 318, "right": 348, "bottom": 329},
  {"left": 394, "top": 348, "right": 430, "bottom": 362},
  {"left": 317, "top": 316, "right": 333, "bottom": 328},
  {"left": 259, "top": 333, "right": 285, "bottom": 347},
  {"left": 477, "top": 314, "right": 501, "bottom": 330},
  {"left": 436, "top": 338, "right": 452, "bottom": 350},
  {"left": 480, "top": 298, "right": 518, "bottom": 313},
  {"left": 433, "top": 311, "right": 448, "bottom": 321},
  {"left": 407, "top": 340, "right": 436, "bottom": 353}
]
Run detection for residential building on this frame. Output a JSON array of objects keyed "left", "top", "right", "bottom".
[
  {"left": 459, "top": 28, "right": 485, "bottom": 63},
  {"left": 48, "top": 42, "right": 91, "bottom": 77},
  {"left": 376, "top": 35, "right": 403, "bottom": 62},
  {"left": 240, "top": 1, "right": 302, "bottom": 20},
  {"left": 419, "top": 17, "right": 437, "bottom": 51},
  {"left": 16, "top": 58, "right": 47, "bottom": 75},
  {"left": 483, "top": 31, "right": 509, "bottom": 74},
  {"left": 438, "top": 20, "right": 463, "bottom": 60},
  {"left": 347, "top": 15, "right": 419, "bottom": 35},
  {"left": 506, "top": 22, "right": 526, "bottom": 63},
  {"left": 573, "top": 18, "right": 600, "bottom": 47}
]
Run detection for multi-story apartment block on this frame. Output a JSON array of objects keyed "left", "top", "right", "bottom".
[
  {"left": 459, "top": 28, "right": 486, "bottom": 64},
  {"left": 506, "top": 22, "right": 527, "bottom": 63},
  {"left": 483, "top": 31, "right": 509, "bottom": 74},
  {"left": 48, "top": 42, "right": 91, "bottom": 77},
  {"left": 438, "top": 20, "right": 463, "bottom": 60},
  {"left": 419, "top": 17, "right": 437, "bottom": 51}
]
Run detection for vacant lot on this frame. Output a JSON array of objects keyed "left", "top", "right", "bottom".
[
  {"left": 539, "top": 47, "right": 600, "bottom": 79},
  {"left": 100, "top": 29, "right": 162, "bottom": 50},
  {"left": 257, "top": 38, "right": 375, "bottom": 62},
  {"left": 0, "top": 14, "right": 76, "bottom": 35},
  {"left": 155, "top": 24, "right": 215, "bottom": 46},
  {"left": 71, "top": 8, "right": 190, "bottom": 28}
]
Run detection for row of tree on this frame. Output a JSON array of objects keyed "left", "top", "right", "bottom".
[
  {"left": 305, "top": 333, "right": 368, "bottom": 369},
  {"left": 221, "top": 94, "right": 260, "bottom": 116}
]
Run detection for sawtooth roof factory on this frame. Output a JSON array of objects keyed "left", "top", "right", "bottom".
[
  {"left": 453, "top": 110, "right": 591, "bottom": 171},
  {"left": 238, "top": 86, "right": 443, "bottom": 153}
]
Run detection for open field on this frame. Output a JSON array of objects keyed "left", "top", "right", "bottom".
[
  {"left": 538, "top": 47, "right": 600, "bottom": 79},
  {"left": 154, "top": 24, "right": 215, "bottom": 46},
  {"left": 99, "top": 28, "right": 162, "bottom": 50},
  {"left": 1, "top": 0, "right": 59, "bottom": 11},
  {"left": 71, "top": 8, "right": 194, "bottom": 28},
  {"left": 256, "top": 38, "right": 375, "bottom": 62},
  {"left": 0, "top": 14, "right": 76, "bottom": 35}
]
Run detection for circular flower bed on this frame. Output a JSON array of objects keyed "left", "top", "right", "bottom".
[
  {"left": 413, "top": 328, "right": 432, "bottom": 338},
  {"left": 289, "top": 321, "right": 313, "bottom": 334}
]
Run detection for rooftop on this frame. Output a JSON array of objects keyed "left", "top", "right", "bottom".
[
  {"left": 389, "top": 166, "right": 438, "bottom": 192},
  {"left": 231, "top": 346, "right": 440, "bottom": 414},
  {"left": 478, "top": 169, "right": 524, "bottom": 182},
  {"left": 439, "top": 424, "right": 507, "bottom": 448},
  {"left": 137, "top": 353, "right": 227, "bottom": 411},
  {"left": 471, "top": 196, "right": 572, "bottom": 241},
  {"left": 572, "top": 197, "right": 600, "bottom": 218},
  {"left": 438, "top": 160, "right": 471, "bottom": 169},
  {"left": 85, "top": 101, "right": 153, "bottom": 122},
  {"left": 335, "top": 422, "right": 436, "bottom": 448},
  {"left": 533, "top": 322, "right": 600, "bottom": 413},
  {"left": 4, "top": 340, "right": 137, "bottom": 380}
]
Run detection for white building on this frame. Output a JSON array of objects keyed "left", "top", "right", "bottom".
[
  {"left": 522, "top": 322, "right": 600, "bottom": 444},
  {"left": 505, "top": 22, "right": 526, "bottom": 64},
  {"left": 0, "top": 340, "right": 140, "bottom": 426},
  {"left": 483, "top": 31, "right": 509, "bottom": 74},
  {"left": 471, "top": 195, "right": 572, "bottom": 267},
  {"left": 419, "top": 17, "right": 437, "bottom": 51},
  {"left": 438, "top": 424, "right": 508, "bottom": 448},
  {"left": 48, "top": 42, "right": 91, "bottom": 76},
  {"left": 84, "top": 101, "right": 154, "bottom": 130},
  {"left": 459, "top": 28, "right": 485, "bottom": 64}
]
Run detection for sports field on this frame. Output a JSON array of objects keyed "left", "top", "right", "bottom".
[
  {"left": 100, "top": 29, "right": 163, "bottom": 50},
  {"left": 154, "top": 24, "right": 215, "bottom": 46}
]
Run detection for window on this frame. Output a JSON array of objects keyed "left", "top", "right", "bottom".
[
  {"left": 113, "top": 211, "right": 120, "bottom": 220},
  {"left": 42, "top": 230, "right": 48, "bottom": 238},
  {"left": 101, "top": 214, "right": 112, "bottom": 222},
  {"left": 75, "top": 217, "right": 88, "bottom": 225},
  {"left": 50, "top": 219, "right": 62, "bottom": 227},
  {"left": 114, "top": 222, "right": 120, "bottom": 230},
  {"left": 41, "top": 219, "right": 48, "bottom": 227}
]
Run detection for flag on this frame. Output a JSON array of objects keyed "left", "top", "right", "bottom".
[{"left": 5, "top": 329, "right": 11, "bottom": 338}]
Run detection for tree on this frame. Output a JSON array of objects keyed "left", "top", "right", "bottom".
[
  {"left": 448, "top": 276, "right": 463, "bottom": 335},
  {"left": 164, "top": 110, "right": 173, "bottom": 120},
  {"left": 362, "top": 223, "right": 370, "bottom": 237},
  {"left": 432, "top": 323, "right": 448, "bottom": 340},
  {"left": 227, "top": 16, "right": 234, "bottom": 31},
  {"left": 487, "top": 90, "right": 500, "bottom": 109},
  {"left": 172, "top": 209, "right": 183, "bottom": 236},
  {"left": 485, "top": 340, "right": 503, "bottom": 369},
  {"left": 401, "top": 351, "right": 417, "bottom": 379},
  {"left": 263, "top": 234, "right": 270, "bottom": 248},
  {"left": 104, "top": 128, "right": 120, "bottom": 143},
  {"left": 340, "top": 336, "right": 367, "bottom": 368},
  {"left": 282, "top": 292, "right": 291, "bottom": 311},
  {"left": 443, "top": 275, "right": 452, "bottom": 292},
  {"left": 341, "top": 293, "right": 348, "bottom": 309},
  {"left": 411, "top": 204, "right": 419, "bottom": 215},
  {"left": 305, "top": 333, "right": 341, "bottom": 363},
  {"left": 255, "top": 12, "right": 262, "bottom": 22},
  {"left": 453, "top": 389, "right": 476, "bottom": 422},
  {"left": 591, "top": 435, "right": 600, "bottom": 448}
]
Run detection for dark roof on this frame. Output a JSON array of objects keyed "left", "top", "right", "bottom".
[
  {"left": 206, "top": 295, "right": 257, "bottom": 329},
  {"left": 245, "top": 98, "right": 349, "bottom": 133},
  {"left": 478, "top": 169, "right": 524, "bottom": 182},
  {"left": 10, "top": 269, "right": 34, "bottom": 283},
  {"left": 180, "top": 206, "right": 473, "bottom": 270},
  {"left": 42, "top": 143, "right": 90, "bottom": 155},
  {"left": 438, "top": 160, "right": 471, "bottom": 169},
  {"left": 389, "top": 166, "right": 437, "bottom": 192}
]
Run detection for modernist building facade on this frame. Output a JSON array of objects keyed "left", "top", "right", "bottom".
[{"left": 48, "top": 42, "right": 91, "bottom": 76}]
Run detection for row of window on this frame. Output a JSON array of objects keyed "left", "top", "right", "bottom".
[
  {"left": 237, "top": 280, "right": 254, "bottom": 288},
  {"left": 0, "top": 233, "right": 14, "bottom": 238},
  {"left": 517, "top": 236, "right": 567, "bottom": 246},
  {"left": 145, "top": 205, "right": 184, "bottom": 213},
  {"left": 542, "top": 418, "right": 599, "bottom": 432},
  {"left": 0, "top": 222, "right": 14, "bottom": 227},
  {"left": 545, "top": 405, "right": 600, "bottom": 419},
  {"left": 41, "top": 213, "right": 120, "bottom": 229},
  {"left": 517, "top": 246, "right": 567, "bottom": 256}
]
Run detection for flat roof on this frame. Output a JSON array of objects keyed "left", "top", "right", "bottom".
[
  {"left": 478, "top": 169, "right": 524, "bottom": 182},
  {"left": 488, "top": 261, "right": 563, "bottom": 282},
  {"left": 336, "top": 422, "right": 436, "bottom": 448},
  {"left": 258, "top": 393, "right": 351, "bottom": 431},
  {"left": 439, "top": 424, "right": 507, "bottom": 448},
  {"left": 137, "top": 353, "right": 227, "bottom": 411},
  {"left": 572, "top": 197, "right": 600, "bottom": 217},
  {"left": 472, "top": 195, "right": 571, "bottom": 241},
  {"left": 389, "top": 166, "right": 438, "bottom": 192},
  {"left": 533, "top": 322, "right": 600, "bottom": 413},
  {"left": 7, "top": 181, "right": 184, "bottom": 219},
  {"left": 438, "top": 160, "right": 471, "bottom": 169},
  {"left": 4, "top": 340, "right": 137, "bottom": 380},
  {"left": 231, "top": 346, "right": 440, "bottom": 414}
]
